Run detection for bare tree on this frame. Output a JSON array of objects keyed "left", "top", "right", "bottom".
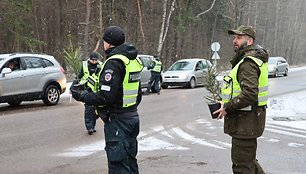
[
  {"left": 272, "top": 0, "right": 279, "bottom": 56},
  {"left": 83, "top": 0, "right": 91, "bottom": 57},
  {"left": 196, "top": 0, "right": 216, "bottom": 17},
  {"left": 136, "top": 0, "right": 145, "bottom": 45},
  {"left": 157, "top": 0, "right": 176, "bottom": 57}
]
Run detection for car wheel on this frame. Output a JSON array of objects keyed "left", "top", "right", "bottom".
[
  {"left": 161, "top": 84, "right": 168, "bottom": 89},
  {"left": 189, "top": 77, "right": 196, "bottom": 88},
  {"left": 43, "top": 85, "right": 60, "bottom": 106},
  {"left": 284, "top": 68, "right": 288, "bottom": 76},
  {"left": 8, "top": 100, "right": 22, "bottom": 106},
  {"left": 274, "top": 69, "right": 279, "bottom": 77}
]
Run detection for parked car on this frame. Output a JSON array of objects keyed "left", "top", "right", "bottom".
[
  {"left": 268, "top": 57, "right": 289, "bottom": 77},
  {"left": 162, "top": 58, "right": 212, "bottom": 89},
  {"left": 0, "top": 53, "right": 66, "bottom": 106},
  {"left": 137, "top": 54, "right": 162, "bottom": 92}
]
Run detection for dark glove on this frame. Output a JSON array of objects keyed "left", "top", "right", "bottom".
[
  {"left": 71, "top": 89, "right": 88, "bottom": 102},
  {"left": 70, "top": 80, "right": 88, "bottom": 102},
  {"left": 70, "top": 79, "right": 85, "bottom": 91}
]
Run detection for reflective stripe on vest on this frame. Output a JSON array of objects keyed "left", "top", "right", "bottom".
[
  {"left": 152, "top": 60, "right": 162, "bottom": 72},
  {"left": 221, "top": 56, "right": 268, "bottom": 111},
  {"left": 80, "top": 60, "right": 102, "bottom": 92},
  {"left": 79, "top": 61, "right": 89, "bottom": 85},
  {"left": 97, "top": 54, "right": 143, "bottom": 108},
  {"left": 88, "top": 61, "right": 102, "bottom": 92}
]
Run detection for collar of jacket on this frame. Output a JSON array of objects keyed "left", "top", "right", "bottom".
[{"left": 230, "top": 45, "right": 255, "bottom": 67}]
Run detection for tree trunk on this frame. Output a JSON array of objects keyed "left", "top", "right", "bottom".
[
  {"left": 273, "top": 0, "right": 279, "bottom": 56},
  {"left": 84, "top": 0, "right": 91, "bottom": 57},
  {"left": 157, "top": 0, "right": 176, "bottom": 57},
  {"left": 136, "top": 0, "right": 145, "bottom": 47}
]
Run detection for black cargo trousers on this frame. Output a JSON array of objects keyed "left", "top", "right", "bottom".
[
  {"left": 84, "top": 104, "right": 97, "bottom": 131},
  {"left": 104, "top": 112, "right": 140, "bottom": 174}
]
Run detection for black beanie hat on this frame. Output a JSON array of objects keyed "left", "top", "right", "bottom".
[
  {"left": 103, "top": 26, "right": 125, "bottom": 46},
  {"left": 90, "top": 52, "right": 99, "bottom": 60}
]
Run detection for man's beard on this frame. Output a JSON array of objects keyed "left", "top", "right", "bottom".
[{"left": 234, "top": 40, "right": 248, "bottom": 52}]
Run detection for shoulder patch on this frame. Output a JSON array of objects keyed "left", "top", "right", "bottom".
[{"left": 105, "top": 73, "right": 112, "bottom": 81}]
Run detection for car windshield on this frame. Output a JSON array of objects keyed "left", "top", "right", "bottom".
[
  {"left": 168, "top": 61, "right": 195, "bottom": 71},
  {"left": 268, "top": 58, "right": 278, "bottom": 65}
]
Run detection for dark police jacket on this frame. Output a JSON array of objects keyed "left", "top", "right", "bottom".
[{"left": 82, "top": 43, "right": 142, "bottom": 114}]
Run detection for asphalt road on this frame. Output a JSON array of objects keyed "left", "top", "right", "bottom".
[{"left": 0, "top": 69, "right": 306, "bottom": 174}]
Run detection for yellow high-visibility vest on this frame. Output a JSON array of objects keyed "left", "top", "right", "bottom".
[
  {"left": 152, "top": 60, "right": 162, "bottom": 73},
  {"left": 221, "top": 56, "right": 268, "bottom": 111},
  {"left": 97, "top": 54, "right": 143, "bottom": 108},
  {"left": 79, "top": 60, "right": 102, "bottom": 92}
]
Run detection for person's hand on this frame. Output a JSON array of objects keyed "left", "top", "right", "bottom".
[
  {"left": 70, "top": 88, "right": 88, "bottom": 102},
  {"left": 213, "top": 101, "right": 227, "bottom": 120},
  {"left": 70, "top": 80, "right": 87, "bottom": 102}
]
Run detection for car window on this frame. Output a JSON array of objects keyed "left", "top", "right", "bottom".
[
  {"left": 24, "top": 57, "right": 44, "bottom": 69},
  {"left": 1, "top": 58, "right": 22, "bottom": 72},
  {"left": 0, "top": 58, "right": 3, "bottom": 63},
  {"left": 42, "top": 58, "right": 54, "bottom": 67},
  {"left": 195, "top": 61, "right": 205, "bottom": 70},
  {"left": 268, "top": 58, "right": 277, "bottom": 65},
  {"left": 169, "top": 61, "right": 194, "bottom": 71},
  {"left": 138, "top": 56, "right": 153, "bottom": 67}
]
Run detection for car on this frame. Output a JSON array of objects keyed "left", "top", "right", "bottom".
[
  {"left": 0, "top": 53, "right": 67, "bottom": 106},
  {"left": 161, "top": 58, "right": 212, "bottom": 89},
  {"left": 137, "top": 54, "right": 162, "bottom": 92},
  {"left": 268, "top": 57, "right": 289, "bottom": 77}
]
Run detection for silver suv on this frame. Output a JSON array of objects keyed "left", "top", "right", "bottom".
[{"left": 0, "top": 53, "right": 66, "bottom": 106}]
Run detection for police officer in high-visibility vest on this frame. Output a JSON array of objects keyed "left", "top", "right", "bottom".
[
  {"left": 71, "top": 26, "right": 143, "bottom": 174},
  {"left": 145, "top": 56, "right": 163, "bottom": 95},
  {"left": 77, "top": 52, "right": 102, "bottom": 135},
  {"left": 213, "top": 25, "right": 268, "bottom": 174}
]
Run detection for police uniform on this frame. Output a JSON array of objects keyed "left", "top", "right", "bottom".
[
  {"left": 71, "top": 26, "right": 143, "bottom": 174},
  {"left": 145, "top": 58, "right": 162, "bottom": 94},
  {"left": 221, "top": 26, "right": 269, "bottom": 174},
  {"left": 77, "top": 55, "right": 101, "bottom": 135}
]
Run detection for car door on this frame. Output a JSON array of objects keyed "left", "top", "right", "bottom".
[
  {"left": 22, "top": 57, "right": 46, "bottom": 93},
  {"left": 138, "top": 56, "right": 153, "bottom": 88},
  {"left": 194, "top": 61, "right": 205, "bottom": 85},
  {"left": 0, "top": 58, "right": 28, "bottom": 96}
]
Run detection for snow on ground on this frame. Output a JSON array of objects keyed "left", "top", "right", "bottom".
[
  {"left": 266, "top": 66, "right": 306, "bottom": 130},
  {"left": 64, "top": 66, "right": 306, "bottom": 130}
]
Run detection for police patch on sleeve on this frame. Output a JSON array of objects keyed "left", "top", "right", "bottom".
[{"left": 105, "top": 73, "right": 112, "bottom": 81}]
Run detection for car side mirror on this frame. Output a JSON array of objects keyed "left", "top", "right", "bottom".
[{"left": 1, "top": 67, "right": 12, "bottom": 77}]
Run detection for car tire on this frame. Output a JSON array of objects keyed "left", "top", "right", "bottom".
[
  {"left": 189, "top": 77, "right": 196, "bottom": 88},
  {"left": 274, "top": 69, "right": 279, "bottom": 77},
  {"left": 8, "top": 100, "right": 22, "bottom": 106},
  {"left": 161, "top": 84, "right": 168, "bottom": 89},
  {"left": 43, "top": 85, "right": 60, "bottom": 106},
  {"left": 284, "top": 69, "right": 288, "bottom": 76}
]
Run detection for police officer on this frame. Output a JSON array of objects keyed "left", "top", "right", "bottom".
[
  {"left": 145, "top": 55, "right": 163, "bottom": 95},
  {"left": 77, "top": 52, "right": 102, "bottom": 135},
  {"left": 71, "top": 26, "right": 143, "bottom": 174},
  {"left": 213, "top": 25, "right": 268, "bottom": 174}
]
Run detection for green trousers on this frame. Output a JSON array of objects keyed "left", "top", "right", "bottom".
[{"left": 231, "top": 137, "right": 265, "bottom": 174}]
